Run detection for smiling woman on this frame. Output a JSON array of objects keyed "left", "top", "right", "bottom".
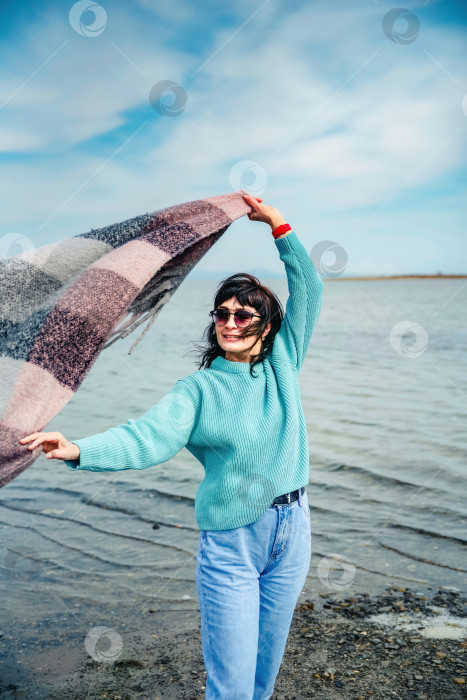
[
  {"left": 191, "top": 193, "right": 297, "bottom": 373},
  {"left": 17, "top": 191, "right": 324, "bottom": 699},
  {"left": 199, "top": 276, "right": 282, "bottom": 373},
  {"left": 213, "top": 304, "right": 266, "bottom": 357}
]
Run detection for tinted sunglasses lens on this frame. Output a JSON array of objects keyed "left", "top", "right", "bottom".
[
  {"left": 234, "top": 311, "right": 252, "bottom": 326},
  {"left": 212, "top": 309, "right": 252, "bottom": 326},
  {"left": 213, "top": 309, "right": 229, "bottom": 324}
]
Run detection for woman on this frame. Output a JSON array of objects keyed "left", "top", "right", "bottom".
[{"left": 19, "top": 192, "right": 324, "bottom": 699}]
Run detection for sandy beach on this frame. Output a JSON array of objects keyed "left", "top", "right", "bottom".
[{"left": 3, "top": 584, "right": 460, "bottom": 700}]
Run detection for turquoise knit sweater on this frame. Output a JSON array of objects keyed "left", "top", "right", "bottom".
[{"left": 64, "top": 230, "right": 324, "bottom": 531}]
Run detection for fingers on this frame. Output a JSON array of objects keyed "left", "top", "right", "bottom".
[
  {"left": 245, "top": 194, "right": 269, "bottom": 209},
  {"left": 242, "top": 193, "right": 262, "bottom": 202},
  {"left": 22, "top": 434, "right": 58, "bottom": 450},
  {"left": 46, "top": 450, "right": 68, "bottom": 461},
  {"left": 19, "top": 432, "right": 59, "bottom": 444},
  {"left": 29, "top": 438, "right": 53, "bottom": 450},
  {"left": 242, "top": 193, "right": 261, "bottom": 211},
  {"left": 19, "top": 433, "right": 41, "bottom": 443}
]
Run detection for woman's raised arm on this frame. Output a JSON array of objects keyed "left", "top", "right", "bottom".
[
  {"left": 242, "top": 193, "right": 323, "bottom": 371},
  {"left": 272, "top": 230, "right": 323, "bottom": 370}
]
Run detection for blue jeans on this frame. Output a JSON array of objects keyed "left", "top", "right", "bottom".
[{"left": 196, "top": 487, "right": 312, "bottom": 700}]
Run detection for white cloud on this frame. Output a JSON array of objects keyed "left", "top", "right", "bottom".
[
  {"left": 0, "top": 0, "right": 465, "bottom": 274},
  {"left": 0, "top": 12, "right": 192, "bottom": 151},
  {"left": 0, "top": 129, "right": 44, "bottom": 152},
  {"left": 137, "top": 6, "right": 466, "bottom": 211}
]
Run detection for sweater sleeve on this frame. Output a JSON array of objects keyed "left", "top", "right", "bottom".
[
  {"left": 63, "top": 379, "right": 198, "bottom": 472},
  {"left": 273, "top": 230, "right": 323, "bottom": 371}
]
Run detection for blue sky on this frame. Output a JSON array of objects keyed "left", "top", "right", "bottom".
[{"left": 1, "top": 0, "right": 466, "bottom": 276}]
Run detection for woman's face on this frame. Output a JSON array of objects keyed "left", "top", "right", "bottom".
[{"left": 215, "top": 296, "right": 270, "bottom": 361}]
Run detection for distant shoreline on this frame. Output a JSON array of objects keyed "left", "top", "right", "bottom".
[
  {"left": 191, "top": 272, "right": 467, "bottom": 281},
  {"left": 326, "top": 274, "right": 467, "bottom": 281}
]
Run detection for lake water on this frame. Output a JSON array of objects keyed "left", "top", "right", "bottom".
[{"left": 1, "top": 276, "right": 466, "bottom": 692}]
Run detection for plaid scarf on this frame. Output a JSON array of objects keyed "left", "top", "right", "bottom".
[{"left": 0, "top": 190, "right": 251, "bottom": 487}]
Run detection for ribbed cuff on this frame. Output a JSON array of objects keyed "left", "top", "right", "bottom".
[
  {"left": 273, "top": 229, "right": 297, "bottom": 246},
  {"left": 64, "top": 441, "right": 82, "bottom": 470},
  {"left": 63, "top": 437, "right": 103, "bottom": 471}
]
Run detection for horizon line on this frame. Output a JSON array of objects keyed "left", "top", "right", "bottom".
[{"left": 189, "top": 271, "right": 467, "bottom": 280}]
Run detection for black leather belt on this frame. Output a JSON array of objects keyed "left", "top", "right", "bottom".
[{"left": 271, "top": 485, "right": 305, "bottom": 505}]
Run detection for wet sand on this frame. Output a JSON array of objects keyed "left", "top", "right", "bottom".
[{"left": 4, "top": 585, "right": 462, "bottom": 700}]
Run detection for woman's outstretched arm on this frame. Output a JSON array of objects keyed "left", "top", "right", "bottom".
[
  {"left": 242, "top": 193, "right": 323, "bottom": 371},
  {"left": 19, "top": 379, "right": 198, "bottom": 472}
]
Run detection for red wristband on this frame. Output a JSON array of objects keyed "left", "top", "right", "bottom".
[{"left": 271, "top": 223, "right": 291, "bottom": 239}]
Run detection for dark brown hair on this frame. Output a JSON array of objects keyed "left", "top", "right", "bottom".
[{"left": 190, "top": 273, "right": 284, "bottom": 378}]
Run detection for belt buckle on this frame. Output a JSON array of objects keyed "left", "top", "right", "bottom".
[{"left": 286, "top": 492, "right": 291, "bottom": 504}]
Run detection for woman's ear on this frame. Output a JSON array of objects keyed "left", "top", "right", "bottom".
[{"left": 262, "top": 322, "right": 272, "bottom": 340}]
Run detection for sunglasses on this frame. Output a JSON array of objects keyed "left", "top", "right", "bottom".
[{"left": 209, "top": 307, "right": 262, "bottom": 328}]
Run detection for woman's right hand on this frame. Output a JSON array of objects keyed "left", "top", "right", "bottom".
[{"left": 18, "top": 432, "right": 80, "bottom": 461}]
